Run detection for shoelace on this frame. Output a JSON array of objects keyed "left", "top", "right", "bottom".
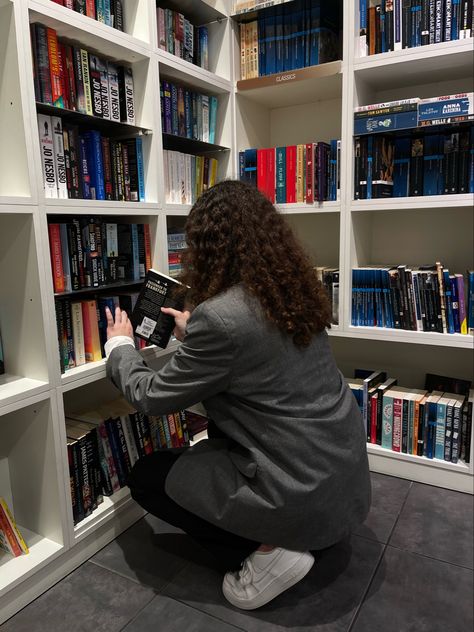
[{"left": 238, "top": 559, "right": 255, "bottom": 586}]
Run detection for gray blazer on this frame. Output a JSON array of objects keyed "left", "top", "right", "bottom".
[{"left": 107, "top": 285, "right": 371, "bottom": 550}]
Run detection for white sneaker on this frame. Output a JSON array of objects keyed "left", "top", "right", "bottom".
[{"left": 222, "top": 547, "right": 315, "bottom": 610}]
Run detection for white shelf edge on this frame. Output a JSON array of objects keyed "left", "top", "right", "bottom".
[
  {"left": 277, "top": 201, "right": 341, "bottom": 214},
  {"left": 368, "top": 445, "right": 474, "bottom": 494},
  {"left": 344, "top": 327, "right": 474, "bottom": 349},
  {"left": 157, "top": 49, "right": 232, "bottom": 94},
  {"left": 28, "top": 0, "right": 152, "bottom": 59},
  {"left": 165, "top": 203, "right": 192, "bottom": 215},
  {"left": 351, "top": 194, "right": 474, "bottom": 212},
  {"left": 0, "top": 528, "right": 63, "bottom": 599},
  {"left": 44, "top": 200, "right": 161, "bottom": 214},
  {"left": 0, "top": 197, "right": 37, "bottom": 210},
  {"left": 0, "top": 376, "right": 50, "bottom": 415},
  {"left": 59, "top": 342, "right": 179, "bottom": 391},
  {"left": 353, "top": 38, "right": 474, "bottom": 71}
]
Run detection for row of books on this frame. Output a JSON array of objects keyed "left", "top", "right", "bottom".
[
  {"left": 0, "top": 497, "right": 29, "bottom": 558},
  {"left": 314, "top": 266, "right": 339, "bottom": 325},
  {"left": 351, "top": 265, "right": 474, "bottom": 334},
  {"left": 240, "top": 0, "right": 340, "bottom": 79},
  {"left": 66, "top": 400, "right": 190, "bottom": 525},
  {"left": 38, "top": 114, "right": 145, "bottom": 201},
  {"left": 239, "top": 142, "right": 341, "bottom": 204},
  {"left": 354, "top": 126, "right": 474, "bottom": 199},
  {"left": 167, "top": 230, "right": 186, "bottom": 279},
  {"left": 164, "top": 150, "right": 219, "bottom": 205},
  {"left": 50, "top": 0, "right": 124, "bottom": 31},
  {"left": 160, "top": 81, "right": 218, "bottom": 144},
  {"left": 354, "top": 94, "right": 474, "bottom": 135},
  {"left": 347, "top": 371, "right": 473, "bottom": 464},
  {"left": 55, "top": 293, "right": 146, "bottom": 373},
  {"left": 157, "top": 7, "right": 209, "bottom": 70},
  {"left": 359, "top": 0, "right": 474, "bottom": 57},
  {"left": 31, "top": 23, "right": 135, "bottom": 122},
  {"left": 48, "top": 220, "right": 151, "bottom": 293}
]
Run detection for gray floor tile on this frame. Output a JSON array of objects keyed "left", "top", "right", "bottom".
[
  {"left": 351, "top": 545, "right": 474, "bottom": 632},
  {"left": 162, "top": 535, "right": 383, "bottom": 632},
  {"left": 123, "top": 594, "right": 245, "bottom": 632},
  {"left": 353, "top": 473, "right": 412, "bottom": 543},
  {"left": 389, "top": 482, "right": 474, "bottom": 568},
  {"left": 0, "top": 562, "right": 154, "bottom": 632},
  {"left": 90, "top": 513, "right": 218, "bottom": 591}
]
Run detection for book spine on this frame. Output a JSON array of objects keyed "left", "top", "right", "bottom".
[
  {"left": 0, "top": 506, "right": 23, "bottom": 556},
  {"left": 97, "top": 423, "right": 120, "bottom": 492},
  {"left": 135, "top": 137, "right": 145, "bottom": 202},
  {"left": 80, "top": 50, "right": 93, "bottom": 116},
  {"left": 47, "top": 28, "right": 64, "bottom": 108},
  {"left": 104, "top": 419, "right": 127, "bottom": 487},
  {"left": 89, "top": 55, "right": 103, "bottom": 118},
  {"left": 38, "top": 114, "right": 58, "bottom": 198},
  {"left": 444, "top": 403, "right": 454, "bottom": 461},
  {"left": 435, "top": 400, "right": 447, "bottom": 459},
  {"left": 51, "top": 117, "right": 68, "bottom": 199},
  {"left": 451, "top": 402, "right": 463, "bottom": 463},
  {"left": 392, "top": 396, "right": 402, "bottom": 452},
  {"left": 107, "top": 63, "right": 120, "bottom": 122},
  {"left": 48, "top": 224, "right": 65, "bottom": 293}
]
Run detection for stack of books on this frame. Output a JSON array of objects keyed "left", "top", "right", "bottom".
[{"left": 157, "top": 7, "right": 209, "bottom": 70}]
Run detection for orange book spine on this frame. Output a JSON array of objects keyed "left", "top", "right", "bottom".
[
  {"left": 144, "top": 224, "right": 152, "bottom": 272},
  {"left": 0, "top": 498, "right": 28, "bottom": 554},
  {"left": 368, "top": 7, "right": 377, "bottom": 56},
  {"left": 0, "top": 504, "right": 22, "bottom": 557},
  {"left": 48, "top": 223, "right": 65, "bottom": 293},
  {"left": 46, "top": 28, "right": 63, "bottom": 107},
  {"left": 174, "top": 412, "right": 184, "bottom": 446},
  {"left": 86, "top": 0, "right": 96, "bottom": 18},
  {"left": 81, "top": 300, "right": 102, "bottom": 362},
  {"left": 167, "top": 413, "right": 179, "bottom": 448}
]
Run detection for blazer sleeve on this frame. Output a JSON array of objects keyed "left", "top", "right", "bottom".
[{"left": 106, "top": 303, "right": 234, "bottom": 416}]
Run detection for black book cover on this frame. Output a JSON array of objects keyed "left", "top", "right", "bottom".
[
  {"left": 131, "top": 269, "right": 184, "bottom": 349},
  {"left": 421, "top": 0, "right": 431, "bottom": 44},
  {"left": 402, "top": 0, "right": 412, "bottom": 47},
  {"left": 424, "top": 373, "right": 472, "bottom": 395},
  {"left": 443, "top": 132, "right": 460, "bottom": 194},
  {"left": 386, "top": 1, "right": 395, "bottom": 50},
  {"left": 457, "top": 128, "right": 470, "bottom": 193},
  {"left": 409, "top": 136, "right": 424, "bottom": 196},
  {"left": 89, "top": 55, "right": 103, "bottom": 118}
]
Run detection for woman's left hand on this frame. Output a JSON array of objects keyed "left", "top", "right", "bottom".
[{"left": 105, "top": 306, "right": 134, "bottom": 339}]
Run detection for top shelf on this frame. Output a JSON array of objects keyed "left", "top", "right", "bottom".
[
  {"left": 236, "top": 60, "right": 343, "bottom": 108},
  {"left": 354, "top": 39, "right": 474, "bottom": 90}
]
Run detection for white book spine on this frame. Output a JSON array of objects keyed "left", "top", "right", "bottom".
[
  {"left": 202, "top": 95, "right": 209, "bottom": 143},
  {"left": 106, "top": 223, "right": 118, "bottom": 257},
  {"left": 51, "top": 116, "right": 68, "bottom": 199},
  {"left": 123, "top": 67, "right": 135, "bottom": 126},
  {"left": 185, "top": 154, "right": 192, "bottom": 204},
  {"left": 108, "top": 62, "right": 120, "bottom": 122},
  {"left": 71, "top": 302, "right": 86, "bottom": 366},
  {"left": 37, "top": 114, "right": 58, "bottom": 198},
  {"left": 171, "top": 151, "right": 179, "bottom": 204}
]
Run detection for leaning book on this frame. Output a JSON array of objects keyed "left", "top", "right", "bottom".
[{"left": 131, "top": 269, "right": 184, "bottom": 349}]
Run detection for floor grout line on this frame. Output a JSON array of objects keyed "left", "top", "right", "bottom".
[{"left": 384, "top": 542, "right": 474, "bottom": 572}]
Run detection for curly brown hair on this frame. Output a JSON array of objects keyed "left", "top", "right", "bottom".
[{"left": 178, "top": 180, "right": 332, "bottom": 346}]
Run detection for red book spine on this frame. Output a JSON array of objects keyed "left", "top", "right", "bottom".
[
  {"left": 305, "top": 143, "right": 314, "bottom": 203},
  {"left": 0, "top": 506, "right": 22, "bottom": 557},
  {"left": 266, "top": 147, "right": 276, "bottom": 203},
  {"left": 370, "top": 393, "right": 378, "bottom": 444},
  {"left": 101, "top": 136, "right": 113, "bottom": 200},
  {"left": 257, "top": 148, "right": 266, "bottom": 197},
  {"left": 46, "top": 28, "right": 63, "bottom": 107},
  {"left": 48, "top": 223, "right": 65, "bottom": 293},
  {"left": 64, "top": 45, "right": 77, "bottom": 111},
  {"left": 167, "top": 414, "right": 180, "bottom": 448},
  {"left": 86, "top": 0, "right": 96, "bottom": 19},
  {"left": 392, "top": 397, "right": 402, "bottom": 452},
  {"left": 286, "top": 145, "right": 296, "bottom": 203},
  {"left": 51, "top": 0, "right": 64, "bottom": 5},
  {"left": 144, "top": 224, "right": 152, "bottom": 272}
]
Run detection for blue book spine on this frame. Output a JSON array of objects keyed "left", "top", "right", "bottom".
[
  {"left": 258, "top": 15, "right": 266, "bottom": 76},
  {"left": 381, "top": 0, "right": 387, "bottom": 52},
  {"left": 450, "top": 275, "right": 461, "bottom": 332},
  {"left": 354, "top": 111, "right": 418, "bottom": 134},
  {"left": 89, "top": 130, "right": 105, "bottom": 200},
  {"left": 435, "top": 399, "right": 447, "bottom": 459},
  {"left": 265, "top": 9, "right": 277, "bottom": 75},
  {"left": 374, "top": 269, "right": 384, "bottom": 327},
  {"left": 184, "top": 90, "right": 192, "bottom": 139},
  {"left": 79, "top": 136, "right": 92, "bottom": 199},
  {"left": 423, "top": 134, "right": 442, "bottom": 195},
  {"left": 244, "top": 148, "right": 257, "bottom": 186},
  {"left": 309, "top": 4, "right": 321, "bottom": 65},
  {"left": 443, "top": 270, "right": 455, "bottom": 333},
  {"left": 275, "top": 7, "right": 284, "bottom": 73},
  {"left": 294, "top": 1, "right": 305, "bottom": 70},
  {"left": 394, "top": 0, "right": 402, "bottom": 49},
  {"left": 239, "top": 151, "right": 245, "bottom": 181},
  {"left": 130, "top": 224, "right": 140, "bottom": 281},
  {"left": 170, "top": 83, "right": 178, "bottom": 135},
  {"left": 393, "top": 136, "right": 411, "bottom": 197},
  {"left": 135, "top": 137, "right": 145, "bottom": 202},
  {"left": 352, "top": 269, "right": 358, "bottom": 325},
  {"left": 451, "top": 0, "right": 461, "bottom": 38},
  {"left": 366, "top": 136, "right": 373, "bottom": 199},
  {"left": 104, "top": 0, "right": 111, "bottom": 26},
  {"left": 330, "top": 139, "right": 338, "bottom": 201},
  {"left": 162, "top": 81, "right": 172, "bottom": 134},
  {"left": 96, "top": 0, "right": 106, "bottom": 23},
  {"left": 209, "top": 96, "right": 218, "bottom": 145},
  {"left": 276, "top": 147, "right": 286, "bottom": 203},
  {"left": 469, "top": 271, "right": 474, "bottom": 333},
  {"left": 381, "top": 394, "right": 394, "bottom": 450},
  {"left": 418, "top": 95, "right": 473, "bottom": 120}
]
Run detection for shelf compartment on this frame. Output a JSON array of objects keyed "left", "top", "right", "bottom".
[
  {"left": 0, "top": 396, "right": 65, "bottom": 597},
  {"left": 28, "top": 0, "right": 151, "bottom": 60},
  {"left": 54, "top": 279, "right": 142, "bottom": 299},
  {"left": 0, "top": 1, "right": 32, "bottom": 197},
  {"left": 236, "top": 60, "right": 343, "bottom": 108}
]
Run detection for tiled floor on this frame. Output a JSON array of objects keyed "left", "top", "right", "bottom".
[{"left": 2, "top": 473, "right": 473, "bottom": 632}]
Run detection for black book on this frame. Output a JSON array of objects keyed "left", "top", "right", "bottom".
[
  {"left": 421, "top": 0, "right": 431, "bottom": 44},
  {"left": 409, "top": 136, "right": 424, "bottom": 196},
  {"left": 424, "top": 373, "right": 472, "bottom": 396},
  {"left": 443, "top": 132, "right": 460, "bottom": 194},
  {"left": 131, "top": 269, "right": 184, "bottom": 349},
  {"left": 457, "top": 128, "right": 471, "bottom": 193},
  {"left": 89, "top": 55, "right": 103, "bottom": 118},
  {"left": 402, "top": 0, "right": 412, "bottom": 47}
]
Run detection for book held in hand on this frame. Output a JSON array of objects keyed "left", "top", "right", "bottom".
[{"left": 131, "top": 269, "right": 184, "bottom": 349}]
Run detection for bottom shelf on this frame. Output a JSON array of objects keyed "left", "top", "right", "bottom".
[
  {"left": 0, "top": 527, "right": 63, "bottom": 597},
  {"left": 368, "top": 444, "right": 473, "bottom": 493}
]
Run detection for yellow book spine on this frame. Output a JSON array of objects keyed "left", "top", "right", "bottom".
[{"left": 0, "top": 498, "right": 29, "bottom": 554}]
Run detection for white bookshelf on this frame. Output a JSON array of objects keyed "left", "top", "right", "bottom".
[{"left": 0, "top": 0, "right": 473, "bottom": 623}]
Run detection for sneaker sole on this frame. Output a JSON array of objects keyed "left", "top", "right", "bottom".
[{"left": 222, "top": 553, "right": 315, "bottom": 610}]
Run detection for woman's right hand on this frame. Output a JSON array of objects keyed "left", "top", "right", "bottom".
[{"left": 161, "top": 307, "right": 191, "bottom": 342}]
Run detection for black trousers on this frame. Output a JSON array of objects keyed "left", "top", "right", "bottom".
[{"left": 127, "top": 435, "right": 260, "bottom": 571}]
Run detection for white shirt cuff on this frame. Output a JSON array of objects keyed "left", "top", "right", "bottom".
[{"left": 104, "top": 336, "right": 135, "bottom": 358}]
